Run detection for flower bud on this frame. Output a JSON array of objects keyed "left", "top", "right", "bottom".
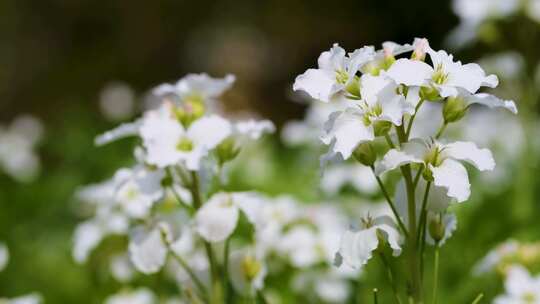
[
  {"left": 428, "top": 215, "right": 445, "bottom": 244},
  {"left": 373, "top": 120, "right": 392, "bottom": 137},
  {"left": 419, "top": 86, "right": 440, "bottom": 101},
  {"left": 353, "top": 142, "right": 376, "bottom": 166},
  {"left": 173, "top": 99, "right": 206, "bottom": 127},
  {"left": 216, "top": 137, "right": 240, "bottom": 165},
  {"left": 443, "top": 96, "right": 467, "bottom": 123},
  {"left": 422, "top": 167, "right": 434, "bottom": 182}
]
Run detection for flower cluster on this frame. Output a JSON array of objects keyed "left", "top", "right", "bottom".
[
  {"left": 293, "top": 38, "right": 517, "bottom": 302},
  {"left": 74, "top": 73, "right": 281, "bottom": 302}
]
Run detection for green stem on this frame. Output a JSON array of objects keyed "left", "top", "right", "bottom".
[
  {"left": 370, "top": 166, "right": 409, "bottom": 238},
  {"left": 160, "top": 230, "right": 208, "bottom": 301},
  {"left": 471, "top": 293, "right": 484, "bottom": 304},
  {"left": 373, "top": 288, "right": 379, "bottom": 304},
  {"left": 384, "top": 134, "right": 396, "bottom": 149},
  {"left": 396, "top": 124, "right": 422, "bottom": 303},
  {"left": 256, "top": 290, "right": 269, "bottom": 304},
  {"left": 435, "top": 122, "right": 447, "bottom": 139},
  {"left": 432, "top": 246, "right": 440, "bottom": 304},
  {"left": 379, "top": 252, "right": 403, "bottom": 304},
  {"left": 190, "top": 171, "right": 223, "bottom": 304},
  {"left": 223, "top": 237, "right": 232, "bottom": 302},
  {"left": 417, "top": 182, "right": 432, "bottom": 244},
  {"left": 406, "top": 99, "right": 425, "bottom": 138}
]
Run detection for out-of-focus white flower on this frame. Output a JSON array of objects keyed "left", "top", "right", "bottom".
[
  {"left": 335, "top": 215, "right": 402, "bottom": 269},
  {"left": 99, "top": 82, "right": 136, "bottom": 121},
  {"left": 229, "top": 248, "right": 267, "bottom": 294},
  {"left": 494, "top": 266, "right": 540, "bottom": 304},
  {"left": 473, "top": 240, "right": 520, "bottom": 275},
  {"left": 0, "top": 243, "right": 8, "bottom": 272},
  {"left": 234, "top": 119, "right": 275, "bottom": 140},
  {"left": 0, "top": 115, "right": 43, "bottom": 182},
  {"left": 447, "top": 0, "right": 520, "bottom": 48},
  {"left": 129, "top": 225, "right": 168, "bottom": 274},
  {"left": 293, "top": 44, "right": 375, "bottom": 102},
  {"left": 377, "top": 139, "right": 495, "bottom": 202},
  {"left": 387, "top": 47, "right": 498, "bottom": 98},
  {"left": 140, "top": 104, "right": 231, "bottom": 170},
  {"left": 0, "top": 293, "right": 42, "bottom": 304},
  {"left": 281, "top": 98, "right": 349, "bottom": 146},
  {"left": 321, "top": 163, "right": 378, "bottom": 195},
  {"left": 104, "top": 288, "right": 156, "bottom": 304},
  {"left": 153, "top": 73, "right": 235, "bottom": 109},
  {"left": 321, "top": 74, "right": 414, "bottom": 159},
  {"left": 113, "top": 165, "right": 165, "bottom": 219},
  {"left": 278, "top": 226, "right": 320, "bottom": 268},
  {"left": 527, "top": 0, "right": 540, "bottom": 23},
  {"left": 73, "top": 207, "right": 129, "bottom": 263},
  {"left": 479, "top": 52, "right": 525, "bottom": 80},
  {"left": 128, "top": 212, "right": 190, "bottom": 274},
  {"left": 314, "top": 272, "right": 351, "bottom": 303},
  {"left": 110, "top": 254, "right": 135, "bottom": 283},
  {"left": 194, "top": 192, "right": 265, "bottom": 243}
]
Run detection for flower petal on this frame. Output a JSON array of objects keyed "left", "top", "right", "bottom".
[
  {"left": 321, "top": 109, "right": 374, "bottom": 159},
  {"left": 376, "top": 139, "right": 426, "bottom": 175},
  {"left": 385, "top": 59, "right": 433, "bottom": 86},
  {"left": 335, "top": 228, "right": 378, "bottom": 269},
  {"left": 431, "top": 159, "right": 470, "bottom": 202},
  {"left": 293, "top": 69, "right": 339, "bottom": 102},
  {"left": 444, "top": 141, "right": 495, "bottom": 171},
  {"left": 188, "top": 115, "right": 232, "bottom": 149},
  {"left": 195, "top": 192, "right": 239, "bottom": 243},
  {"left": 128, "top": 226, "right": 168, "bottom": 274},
  {"left": 465, "top": 93, "right": 517, "bottom": 114}
]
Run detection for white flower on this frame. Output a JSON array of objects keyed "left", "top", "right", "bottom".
[
  {"left": 426, "top": 213, "right": 457, "bottom": 247},
  {"left": 321, "top": 163, "right": 378, "bottom": 195},
  {"left": 377, "top": 139, "right": 495, "bottom": 202},
  {"left": 128, "top": 212, "right": 190, "bottom": 274},
  {"left": 321, "top": 74, "right": 414, "bottom": 159},
  {"left": 128, "top": 225, "right": 168, "bottom": 274},
  {"left": 278, "top": 226, "right": 320, "bottom": 268},
  {"left": 0, "top": 243, "right": 7, "bottom": 273},
  {"left": 140, "top": 103, "right": 232, "bottom": 170},
  {"left": 293, "top": 44, "right": 375, "bottom": 102},
  {"left": 234, "top": 119, "right": 275, "bottom": 140},
  {"left": 494, "top": 266, "right": 540, "bottom": 304},
  {"left": 113, "top": 165, "right": 165, "bottom": 219},
  {"left": 0, "top": 115, "right": 43, "bottom": 182},
  {"left": 228, "top": 248, "right": 267, "bottom": 294},
  {"left": 0, "top": 293, "right": 42, "bottom": 304},
  {"left": 153, "top": 73, "right": 235, "bottom": 107},
  {"left": 386, "top": 47, "right": 498, "bottom": 98},
  {"left": 194, "top": 192, "right": 265, "bottom": 243},
  {"left": 105, "top": 288, "right": 156, "bottom": 304},
  {"left": 110, "top": 254, "right": 135, "bottom": 283},
  {"left": 473, "top": 240, "right": 520, "bottom": 275},
  {"left": 335, "top": 215, "right": 402, "bottom": 269},
  {"left": 73, "top": 210, "right": 129, "bottom": 263},
  {"left": 99, "top": 82, "right": 136, "bottom": 121}
]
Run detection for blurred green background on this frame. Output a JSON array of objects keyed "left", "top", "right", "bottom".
[{"left": 1, "top": 0, "right": 539, "bottom": 303}]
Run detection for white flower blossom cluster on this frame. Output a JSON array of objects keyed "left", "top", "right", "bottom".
[{"left": 293, "top": 38, "right": 517, "bottom": 302}]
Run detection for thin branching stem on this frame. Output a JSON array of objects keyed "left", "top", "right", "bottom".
[
  {"left": 432, "top": 246, "right": 440, "bottom": 304},
  {"left": 406, "top": 99, "right": 425, "bottom": 138},
  {"left": 370, "top": 166, "right": 409, "bottom": 238},
  {"left": 471, "top": 293, "right": 484, "bottom": 304}
]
